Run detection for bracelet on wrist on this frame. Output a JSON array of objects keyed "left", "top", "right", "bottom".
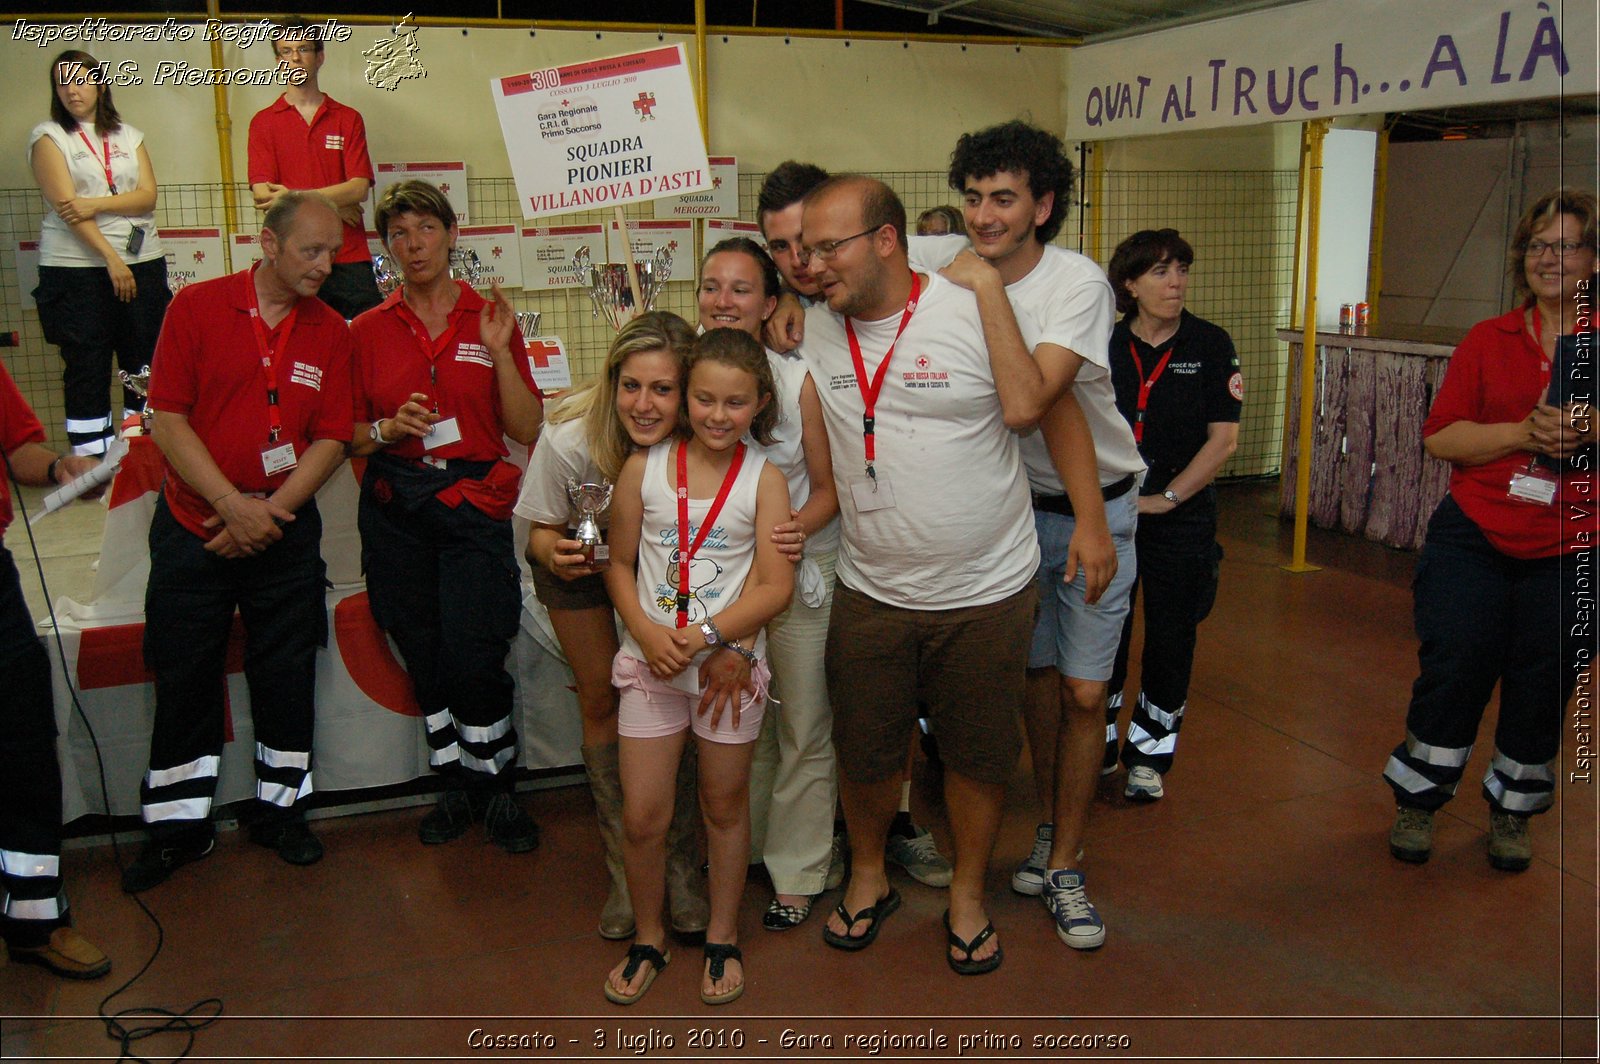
[
  {"left": 210, "top": 488, "right": 237, "bottom": 506},
  {"left": 46, "top": 456, "right": 62, "bottom": 485},
  {"left": 723, "top": 640, "right": 758, "bottom": 666}
]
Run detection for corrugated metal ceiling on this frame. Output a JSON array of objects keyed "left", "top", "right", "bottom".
[{"left": 849, "top": 0, "right": 1305, "bottom": 40}]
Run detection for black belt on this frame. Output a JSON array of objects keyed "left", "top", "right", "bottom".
[{"left": 1032, "top": 473, "right": 1136, "bottom": 517}]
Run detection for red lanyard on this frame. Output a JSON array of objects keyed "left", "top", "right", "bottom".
[
  {"left": 1531, "top": 310, "right": 1552, "bottom": 393},
  {"left": 246, "top": 274, "right": 299, "bottom": 443},
  {"left": 675, "top": 439, "right": 746, "bottom": 628},
  {"left": 396, "top": 298, "right": 464, "bottom": 414},
  {"left": 844, "top": 272, "right": 920, "bottom": 481},
  {"left": 74, "top": 130, "right": 116, "bottom": 194},
  {"left": 1127, "top": 339, "right": 1175, "bottom": 445}
]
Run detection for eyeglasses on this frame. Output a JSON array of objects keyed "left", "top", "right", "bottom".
[
  {"left": 799, "top": 225, "right": 883, "bottom": 265},
  {"left": 276, "top": 44, "right": 318, "bottom": 57},
  {"left": 1524, "top": 240, "right": 1586, "bottom": 258}
]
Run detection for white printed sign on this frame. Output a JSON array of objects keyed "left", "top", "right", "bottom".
[
  {"left": 654, "top": 155, "right": 738, "bottom": 220},
  {"left": 457, "top": 225, "right": 523, "bottom": 289},
  {"left": 491, "top": 44, "right": 712, "bottom": 218},
  {"left": 232, "top": 233, "right": 264, "bottom": 267},
  {"left": 372, "top": 161, "right": 470, "bottom": 225},
  {"left": 525, "top": 336, "right": 573, "bottom": 393},
  {"left": 1064, "top": 0, "right": 1597, "bottom": 139},
  {"left": 158, "top": 228, "right": 226, "bottom": 294},
  {"left": 703, "top": 218, "right": 761, "bottom": 245},
  {"left": 605, "top": 218, "right": 692, "bottom": 275},
  {"left": 519, "top": 225, "right": 604, "bottom": 291}
]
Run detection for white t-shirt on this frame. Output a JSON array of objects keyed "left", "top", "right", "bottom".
[
  {"left": 762, "top": 345, "right": 840, "bottom": 557},
  {"left": 514, "top": 405, "right": 607, "bottom": 529},
  {"left": 802, "top": 272, "right": 1038, "bottom": 610},
  {"left": 620, "top": 440, "right": 770, "bottom": 664},
  {"left": 30, "top": 120, "right": 164, "bottom": 268},
  {"left": 1007, "top": 245, "right": 1145, "bottom": 494}
]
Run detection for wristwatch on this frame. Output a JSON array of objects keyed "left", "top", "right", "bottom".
[
  {"left": 1162, "top": 489, "right": 1182, "bottom": 506},
  {"left": 369, "top": 420, "right": 391, "bottom": 445},
  {"left": 699, "top": 619, "right": 723, "bottom": 648}
]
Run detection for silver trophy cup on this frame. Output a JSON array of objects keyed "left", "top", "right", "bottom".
[
  {"left": 450, "top": 247, "right": 484, "bottom": 287},
  {"left": 566, "top": 478, "right": 614, "bottom": 564},
  {"left": 515, "top": 310, "right": 543, "bottom": 344},
  {"left": 117, "top": 364, "right": 153, "bottom": 432},
  {"left": 371, "top": 252, "right": 401, "bottom": 298},
  {"left": 571, "top": 244, "right": 674, "bottom": 332}
]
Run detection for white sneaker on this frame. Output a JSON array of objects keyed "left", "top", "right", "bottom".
[
  {"left": 824, "top": 831, "right": 847, "bottom": 891},
  {"left": 1124, "top": 765, "right": 1164, "bottom": 802},
  {"left": 885, "top": 826, "right": 953, "bottom": 887}
]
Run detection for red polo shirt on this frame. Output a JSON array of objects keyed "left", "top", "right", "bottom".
[
  {"left": 1423, "top": 307, "right": 1588, "bottom": 559},
  {"left": 350, "top": 281, "right": 540, "bottom": 464},
  {"left": 147, "top": 265, "right": 354, "bottom": 538},
  {"left": 0, "top": 360, "right": 46, "bottom": 536},
  {"left": 247, "top": 94, "right": 375, "bottom": 264}
]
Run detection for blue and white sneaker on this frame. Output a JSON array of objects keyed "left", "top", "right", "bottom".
[
  {"left": 1124, "top": 765, "right": 1165, "bottom": 802},
  {"left": 1043, "top": 869, "right": 1105, "bottom": 950},
  {"left": 1011, "top": 822, "right": 1053, "bottom": 896}
]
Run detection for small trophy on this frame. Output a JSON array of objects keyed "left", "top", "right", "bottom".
[
  {"left": 371, "top": 252, "right": 401, "bottom": 299},
  {"left": 449, "top": 247, "right": 484, "bottom": 287},
  {"left": 566, "top": 478, "right": 614, "bottom": 564},
  {"left": 515, "top": 310, "right": 542, "bottom": 343},
  {"left": 117, "top": 365, "right": 153, "bottom": 434},
  {"left": 571, "top": 244, "right": 674, "bottom": 332}
]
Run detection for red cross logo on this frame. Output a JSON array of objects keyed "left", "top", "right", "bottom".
[
  {"left": 712, "top": 176, "right": 723, "bottom": 189},
  {"left": 193, "top": 250, "right": 206, "bottom": 263},
  {"left": 916, "top": 356, "right": 930, "bottom": 369},
  {"left": 633, "top": 92, "right": 657, "bottom": 119},
  {"left": 440, "top": 182, "right": 451, "bottom": 195},
  {"left": 492, "top": 246, "right": 503, "bottom": 258},
  {"left": 529, "top": 340, "right": 558, "bottom": 368}
]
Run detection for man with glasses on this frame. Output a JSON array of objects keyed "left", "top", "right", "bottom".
[
  {"left": 800, "top": 175, "right": 1038, "bottom": 975},
  {"left": 755, "top": 162, "right": 957, "bottom": 894},
  {"left": 247, "top": 16, "right": 380, "bottom": 319},
  {"left": 121, "top": 193, "right": 352, "bottom": 893}
]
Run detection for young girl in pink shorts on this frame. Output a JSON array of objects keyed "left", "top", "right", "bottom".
[{"left": 602, "top": 328, "right": 794, "bottom": 1007}]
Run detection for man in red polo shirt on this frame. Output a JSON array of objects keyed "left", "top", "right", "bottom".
[
  {"left": 0, "top": 362, "right": 110, "bottom": 978},
  {"left": 121, "top": 191, "right": 353, "bottom": 894},
  {"left": 248, "top": 16, "right": 380, "bottom": 320}
]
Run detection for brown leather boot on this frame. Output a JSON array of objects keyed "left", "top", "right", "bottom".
[
  {"left": 582, "top": 742, "right": 635, "bottom": 940},
  {"left": 666, "top": 741, "right": 709, "bottom": 935}
]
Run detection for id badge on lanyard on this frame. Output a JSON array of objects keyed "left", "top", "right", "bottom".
[
  {"left": 247, "top": 282, "right": 300, "bottom": 477},
  {"left": 1508, "top": 313, "right": 1558, "bottom": 506}
]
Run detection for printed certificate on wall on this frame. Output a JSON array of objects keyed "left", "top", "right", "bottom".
[
  {"left": 605, "top": 218, "right": 692, "bottom": 272},
  {"left": 158, "top": 228, "right": 226, "bottom": 294},
  {"left": 372, "top": 161, "right": 470, "bottom": 224},
  {"left": 653, "top": 156, "right": 737, "bottom": 219},
  {"left": 491, "top": 44, "right": 712, "bottom": 219},
  {"left": 519, "top": 225, "right": 605, "bottom": 290},
  {"left": 457, "top": 225, "right": 524, "bottom": 289}
]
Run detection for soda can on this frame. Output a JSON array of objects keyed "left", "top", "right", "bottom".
[
  {"left": 1355, "top": 302, "right": 1370, "bottom": 335},
  {"left": 1339, "top": 303, "right": 1355, "bottom": 334}
]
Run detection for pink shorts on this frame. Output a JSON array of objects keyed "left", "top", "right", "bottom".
[{"left": 612, "top": 653, "right": 770, "bottom": 744}]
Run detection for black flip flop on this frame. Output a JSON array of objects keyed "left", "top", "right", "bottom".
[
  {"left": 603, "top": 943, "right": 670, "bottom": 1005},
  {"left": 701, "top": 942, "right": 745, "bottom": 1005},
  {"left": 821, "top": 887, "right": 902, "bottom": 951},
  {"left": 945, "top": 910, "right": 1003, "bottom": 975}
]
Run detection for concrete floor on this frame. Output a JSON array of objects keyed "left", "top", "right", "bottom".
[{"left": 1, "top": 482, "right": 1595, "bottom": 1062}]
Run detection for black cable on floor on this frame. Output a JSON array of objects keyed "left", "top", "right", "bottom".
[{"left": 4, "top": 448, "right": 222, "bottom": 1063}]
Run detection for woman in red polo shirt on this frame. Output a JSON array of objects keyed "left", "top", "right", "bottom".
[
  {"left": 1384, "top": 187, "right": 1598, "bottom": 872},
  {"left": 349, "top": 179, "right": 543, "bottom": 852}
]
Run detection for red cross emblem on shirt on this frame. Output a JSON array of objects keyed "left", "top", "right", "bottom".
[
  {"left": 633, "top": 92, "right": 657, "bottom": 119},
  {"left": 916, "top": 356, "right": 930, "bottom": 369}
]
